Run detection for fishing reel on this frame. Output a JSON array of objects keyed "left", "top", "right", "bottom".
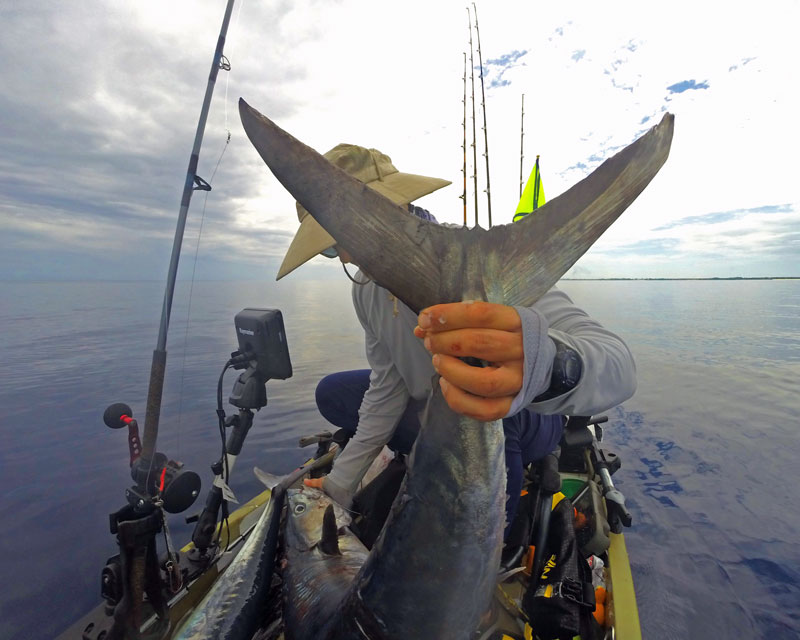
[{"left": 103, "top": 403, "right": 201, "bottom": 514}]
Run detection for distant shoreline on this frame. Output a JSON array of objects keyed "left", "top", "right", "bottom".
[
  {"left": 1, "top": 277, "right": 799, "bottom": 284},
  {"left": 563, "top": 277, "right": 800, "bottom": 281}
]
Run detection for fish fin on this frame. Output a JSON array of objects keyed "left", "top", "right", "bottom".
[
  {"left": 254, "top": 467, "right": 283, "bottom": 489},
  {"left": 240, "top": 99, "right": 673, "bottom": 308},
  {"left": 318, "top": 504, "right": 342, "bottom": 556},
  {"left": 487, "top": 112, "right": 675, "bottom": 307},
  {"left": 240, "top": 98, "right": 457, "bottom": 312}
]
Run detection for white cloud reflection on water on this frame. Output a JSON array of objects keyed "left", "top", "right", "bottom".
[
  {"left": 0, "top": 278, "right": 798, "bottom": 638},
  {"left": 558, "top": 280, "right": 800, "bottom": 638}
]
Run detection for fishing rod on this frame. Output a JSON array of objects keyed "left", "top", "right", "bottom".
[
  {"left": 519, "top": 94, "right": 525, "bottom": 199},
  {"left": 467, "top": 7, "right": 478, "bottom": 228},
  {"left": 95, "top": 3, "right": 237, "bottom": 637},
  {"left": 472, "top": 2, "right": 492, "bottom": 228},
  {"left": 461, "top": 52, "right": 467, "bottom": 227},
  {"left": 140, "top": 0, "right": 236, "bottom": 483}
]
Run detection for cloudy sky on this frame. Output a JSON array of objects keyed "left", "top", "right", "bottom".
[{"left": 1, "top": 0, "right": 798, "bottom": 281}]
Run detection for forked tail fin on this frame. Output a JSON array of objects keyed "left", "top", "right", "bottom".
[{"left": 240, "top": 99, "right": 673, "bottom": 308}]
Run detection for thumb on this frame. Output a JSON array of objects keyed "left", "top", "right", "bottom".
[{"left": 303, "top": 477, "right": 325, "bottom": 489}]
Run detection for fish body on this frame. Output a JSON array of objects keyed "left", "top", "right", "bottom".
[
  {"left": 282, "top": 487, "right": 370, "bottom": 639},
  {"left": 329, "top": 381, "right": 505, "bottom": 639},
  {"left": 172, "top": 485, "right": 285, "bottom": 640},
  {"left": 235, "top": 101, "right": 674, "bottom": 639},
  {"left": 171, "top": 456, "right": 337, "bottom": 639}
]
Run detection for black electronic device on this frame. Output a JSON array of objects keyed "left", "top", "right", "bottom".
[
  {"left": 233, "top": 308, "right": 292, "bottom": 381},
  {"left": 192, "top": 307, "right": 294, "bottom": 553}
]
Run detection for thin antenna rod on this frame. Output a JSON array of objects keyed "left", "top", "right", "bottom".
[
  {"left": 467, "top": 7, "right": 478, "bottom": 228},
  {"left": 461, "top": 52, "right": 467, "bottom": 227},
  {"left": 473, "top": 2, "right": 492, "bottom": 227},
  {"left": 519, "top": 94, "right": 525, "bottom": 198}
]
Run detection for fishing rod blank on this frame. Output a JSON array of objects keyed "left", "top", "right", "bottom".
[
  {"left": 473, "top": 2, "right": 492, "bottom": 228},
  {"left": 462, "top": 51, "right": 467, "bottom": 227},
  {"left": 467, "top": 7, "right": 478, "bottom": 228},
  {"left": 141, "top": 0, "right": 237, "bottom": 479},
  {"left": 520, "top": 94, "right": 525, "bottom": 199}
]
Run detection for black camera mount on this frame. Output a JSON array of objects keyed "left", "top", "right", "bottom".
[{"left": 190, "top": 308, "right": 293, "bottom": 556}]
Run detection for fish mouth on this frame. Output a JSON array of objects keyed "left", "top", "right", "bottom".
[{"left": 239, "top": 98, "right": 673, "bottom": 308}]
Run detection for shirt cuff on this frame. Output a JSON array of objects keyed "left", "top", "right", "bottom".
[
  {"left": 506, "top": 306, "right": 556, "bottom": 417},
  {"left": 322, "top": 475, "right": 355, "bottom": 509}
]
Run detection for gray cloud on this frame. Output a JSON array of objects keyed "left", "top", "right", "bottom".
[
  {"left": 614, "top": 238, "right": 681, "bottom": 255},
  {"left": 654, "top": 204, "right": 794, "bottom": 231},
  {"left": 0, "top": 1, "right": 317, "bottom": 281}
]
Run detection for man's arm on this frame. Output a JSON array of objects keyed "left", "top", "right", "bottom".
[
  {"left": 524, "top": 287, "right": 636, "bottom": 416},
  {"left": 415, "top": 287, "right": 636, "bottom": 420},
  {"left": 321, "top": 290, "right": 410, "bottom": 506}
]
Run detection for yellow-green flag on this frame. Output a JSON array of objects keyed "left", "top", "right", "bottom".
[{"left": 513, "top": 156, "right": 545, "bottom": 222}]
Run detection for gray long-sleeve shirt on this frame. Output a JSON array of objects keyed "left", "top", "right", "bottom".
[{"left": 323, "top": 279, "right": 637, "bottom": 504}]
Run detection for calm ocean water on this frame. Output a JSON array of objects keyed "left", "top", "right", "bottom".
[{"left": 0, "top": 279, "right": 798, "bottom": 639}]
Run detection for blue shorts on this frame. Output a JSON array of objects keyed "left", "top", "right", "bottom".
[{"left": 316, "top": 370, "right": 564, "bottom": 536}]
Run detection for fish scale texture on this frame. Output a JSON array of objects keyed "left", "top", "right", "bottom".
[{"left": 328, "top": 384, "right": 506, "bottom": 639}]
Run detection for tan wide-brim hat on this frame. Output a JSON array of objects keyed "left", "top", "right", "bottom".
[{"left": 276, "top": 143, "right": 450, "bottom": 280}]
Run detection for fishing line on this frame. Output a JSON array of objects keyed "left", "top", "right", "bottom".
[
  {"left": 223, "top": 0, "right": 246, "bottom": 135},
  {"left": 174, "top": 1, "right": 245, "bottom": 455},
  {"left": 174, "top": 132, "right": 231, "bottom": 458}
]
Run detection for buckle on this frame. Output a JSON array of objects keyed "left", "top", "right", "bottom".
[{"left": 534, "top": 577, "right": 594, "bottom": 609}]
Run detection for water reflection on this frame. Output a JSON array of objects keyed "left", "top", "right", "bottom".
[{"left": 1, "top": 279, "right": 799, "bottom": 639}]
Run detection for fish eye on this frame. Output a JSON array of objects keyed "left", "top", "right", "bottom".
[{"left": 293, "top": 503, "right": 306, "bottom": 515}]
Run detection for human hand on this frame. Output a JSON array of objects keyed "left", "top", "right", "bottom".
[
  {"left": 414, "top": 301, "right": 524, "bottom": 421},
  {"left": 303, "top": 475, "right": 353, "bottom": 508},
  {"left": 303, "top": 477, "right": 325, "bottom": 489}
]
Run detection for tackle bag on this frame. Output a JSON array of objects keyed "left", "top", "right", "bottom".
[{"left": 522, "top": 497, "right": 596, "bottom": 640}]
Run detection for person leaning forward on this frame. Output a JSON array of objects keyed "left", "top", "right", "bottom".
[{"left": 276, "top": 143, "right": 637, "bottom": 536}]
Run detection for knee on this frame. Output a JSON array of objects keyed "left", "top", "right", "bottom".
[{"left": 315, "top": 374, "right": 336, "bottom": 408}]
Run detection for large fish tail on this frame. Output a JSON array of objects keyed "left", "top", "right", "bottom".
[{"left": 239, "top": 99, "right": 673, "bottom": 312}]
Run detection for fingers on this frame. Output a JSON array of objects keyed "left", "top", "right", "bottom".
[
  {"left": 417, "top": 301, "right": 521, "bottom": 334},
  {"left": 421, "top": 327, "right": 524, "bottom": 362},
  {"left": 438, "top": 377, "right": 512, "bottom": 422},
  {"left": 433, "top": 354, "right": 523, "bottom": 398},
  {"left": 414, "top": 301, "right": 524, "bottom": 422},
  {"left": 415, "top": 302, "right": 524, "bottom": 363},
  {"left": 303, "top": 477, "right": 325, "bottom": 489}
]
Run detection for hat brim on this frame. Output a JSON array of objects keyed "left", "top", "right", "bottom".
[
  {"left": 367, "top": 171, "right": 451, "bottom": 206},
  {"left": 276, "top": 171, "right": 450, "bottom": 280},
  {"left": 276, "top": 213, "right": 337, "bottom": 280}
]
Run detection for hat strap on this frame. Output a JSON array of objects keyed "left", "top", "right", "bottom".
[{"left": 342, "top": 262, "right": 371, "bottom": 285}]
